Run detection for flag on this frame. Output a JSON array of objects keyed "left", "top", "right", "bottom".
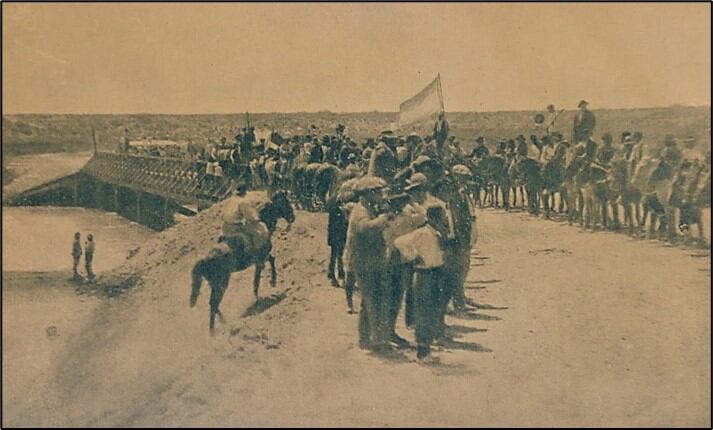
[{"left": 399, "top": 75, "right": 444, "bottom": 128}]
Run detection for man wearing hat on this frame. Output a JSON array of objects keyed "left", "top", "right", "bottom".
[
  {"left": 402, "top": 172, "right": 451, "bottom": 326},
  {"left": 470, "top": 136, "right": 490, "bottom": 160},
  {"left": 438, "top": 164, "right": 477, "bottom": 316},
  {"left": 573, "top": 99, "right": 596, "bottom": 144},
  {"left": 597, "top": 133, "right": 616, "bottom": 167},
  {"left": 515, "top": 135, "right": 529, "bottom": 159},
  {"left": 343, "top": 176, "right": 392, "bottom": 350},
  {"left": 495, "top": 139, "right": 508, "bottom": 157},
  {"left": 652, "top": 134, "right": 683, "bottom": 181},
  {"left": 308, "top": 137, "right": 324, "bottom": 163},
  {"left": 367, "top": 136, "right": 398, "bottom": 182},
  {"left": 382, "top": 191, "right": 427, "bottom": 347},
  {"left": 546, "top": 104, "right": 563, "bottom": 135},
  {"left": 220, "top": 181, "right": 270, "bottom": 261},
  {"left": 629, "top": 131, "right": 645, "bottom": 174}
]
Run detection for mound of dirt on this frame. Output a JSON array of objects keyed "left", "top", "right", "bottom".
[{"left": 11, "top": 196, "right": 331, "bottom": 427}]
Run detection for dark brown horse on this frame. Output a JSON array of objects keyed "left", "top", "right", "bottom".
[{"left": 189, "top": 191, "right": 296, "bottom": 334}]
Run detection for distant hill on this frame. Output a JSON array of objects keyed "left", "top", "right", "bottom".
[{"left": 2, "top": 106, "right": 710, "bottom": 158}]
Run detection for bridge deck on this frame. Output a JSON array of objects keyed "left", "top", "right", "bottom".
[{"left": 80, "top": 152, "right": 234, "bottom": 204}]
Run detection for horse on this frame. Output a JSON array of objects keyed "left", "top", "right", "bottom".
[
  {"left": 631, "top": 156, "right": 677, "bottom": 239},
  {"left": 189, "top": 190, "right": 296, "bottom": 334},
  {"left": 670, "top": 159, "right": 710, "bottom": 244},
  {"left": 508, "top": 156, "right": 543, "bottom": 215},
  {"left": 473, "top": 155, "right": 511, "bottom": 210},
  {"left": 607, "top": 158, "right": 642, "bottom": 235},
  {"left": 578, "top": 162, "right": 611, "bottom": 229},
  {"left": 313, "top": 163, "right": 341, "bottom": 209},
  {"left": 540, "top": 144, "right": 569, "bottom": 218}
]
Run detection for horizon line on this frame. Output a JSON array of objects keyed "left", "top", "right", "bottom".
[{"left": 3, "top": 104, "right": 711, "bottom": 116}]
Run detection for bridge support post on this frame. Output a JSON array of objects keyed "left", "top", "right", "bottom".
[
  {"left": 113, "top": 186, "right": 119, "bottom": 213},
  {"left": 136, "top": 191, "right": 142, "bottom": 223},
  {"left": 73, "top": 181, "right": 80, "bottom": 206},
  {"left": 163, "top": 197, "right": 171, "bottom": 229},
  {"left": 94, "top": 180, "right": 103, "bottom": 209}
]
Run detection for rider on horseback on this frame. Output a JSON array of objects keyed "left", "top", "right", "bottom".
[{"left": 220, "top": 182, "right": 270, "bottom": 263}]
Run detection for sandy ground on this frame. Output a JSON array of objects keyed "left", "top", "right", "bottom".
[
  {"left": 2, "top": 152, "right": 92, "bottom": 200},
  {"left": 2, "top": 204, "right": 710, "bottom": 427}
]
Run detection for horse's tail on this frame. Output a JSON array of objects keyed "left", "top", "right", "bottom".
[{"left": 190, "top": 259, "right": 206, "bottom": 307}]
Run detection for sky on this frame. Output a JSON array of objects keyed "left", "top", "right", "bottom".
[{"left": 2, "top": 3, "right": 711, "bottom": 114}]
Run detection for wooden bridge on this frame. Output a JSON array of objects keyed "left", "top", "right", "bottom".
[{"left": 7, "top": 152, "right": 241, "bottom": 229}]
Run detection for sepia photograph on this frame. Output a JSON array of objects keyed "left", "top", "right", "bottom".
[{"left": 2, "top": 2, "right": 711, "bottom": 427}]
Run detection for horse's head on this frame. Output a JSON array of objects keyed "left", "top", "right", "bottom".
[{"left": 271, "top": 190, "right": 296, "bottom": 224}]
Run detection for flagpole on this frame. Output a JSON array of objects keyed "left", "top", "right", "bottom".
[{"left": 436, "top": 73, "right": 445, "bottom": 114}]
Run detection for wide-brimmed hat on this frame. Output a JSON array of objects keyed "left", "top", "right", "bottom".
[
  {"left": 578, "top": 99, "right": 588, "bottom": 108},
  {"left": 412, "top": 155, "right": 435, "bottom": 168},
  {"left": 452, "top": 164, "right": 472, "bottom": 177},
  {"left": 353, "top": 176, "right": 388, "bottom": 194},
  {"left": 336, "top": 177, "right": 361, "bottom": 202},
  {"left": 405, "top": 172, "right": 429, "bottom": 191}
]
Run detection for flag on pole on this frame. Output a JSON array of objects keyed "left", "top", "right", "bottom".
[{"left": 399, "top": 74, "right": 444, "bottom": 128}]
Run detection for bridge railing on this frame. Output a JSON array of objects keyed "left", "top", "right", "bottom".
[{"left": 82, "top": 152, "right": 233, "bottom": 204}]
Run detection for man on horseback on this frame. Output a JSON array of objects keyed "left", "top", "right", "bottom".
[
  {"left": 573, "top": 99, "right": 596, "bottom": 144},
  {"left": 597, "top": 133, "right": 616, "bottom": 166},
  {"left": 651, "top": 134, "right": 683, "bottom": 181},
  {"left": 470, "top": 136, "right": 490, "bottom": 160},
  {"left": 220, "top": 182, "right": 270, "bottom": 265}
]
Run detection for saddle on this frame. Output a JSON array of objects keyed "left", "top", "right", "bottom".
[{"left": 220, "top": 221, "right": 270, "bottom": 255}]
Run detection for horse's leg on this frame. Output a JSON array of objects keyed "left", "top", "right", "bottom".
[
  {"left": 543, "top": 189, "right": 551, "bottom": 219},
  {"left": 635, "top": 201, "right": 643, "bottom": 229},
  {"left": 269, "top": 254, "right": 277, "bottom": 288},
  {"left": 665, "top": 208, "right": 677, "bottom": 242},
  {"left": 611, "top": 200, "right": 620, "bottom": 230},
  {"left": 560, "top": 188, "right": 568, "bottom": 214},
  {"left": 624, "top": 203, "right": 634, "bottom": 236},
  {"left": 209, "top": 280, "right": 227, "bottom": 335},
  {"left": 253, "top": 261, "right": 265, "bottom": 299},
  {"left": 696, "top": 209, "right": 706, "bottom": 243},
  {"left": 648, "top": 212, "right": 657, "bottom": 237},
  {"left": 600, "top": 198, "right": 608, "bottom": 229}
]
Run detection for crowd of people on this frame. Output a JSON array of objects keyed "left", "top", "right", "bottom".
[
  {"left": 211, "top": 100, "right": 709, "bottom": 360},
  {"left": 112, "top": 101, "right": 709, "bottom": 356}
]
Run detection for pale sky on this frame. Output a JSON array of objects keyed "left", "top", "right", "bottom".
[{"left": 3, "top": 3, "right": 711, "bottom": 114}]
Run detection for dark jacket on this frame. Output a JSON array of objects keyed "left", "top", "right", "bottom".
[
  {"left": 327, "top": 201, "right": 348, "bottom": 248},
  {"left": 573, "top": 109, "right": 596, "bottom": 142}
]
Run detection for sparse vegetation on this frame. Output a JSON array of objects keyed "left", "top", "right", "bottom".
[{"left": 2, "top": 106, "right": 710, "bottom": 158}]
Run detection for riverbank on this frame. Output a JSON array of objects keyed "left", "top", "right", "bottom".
[{"left": 2, "top": 152, "right": 92, "bottom": 202}]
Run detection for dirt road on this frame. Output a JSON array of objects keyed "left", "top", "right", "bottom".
[{"left": 4, "top": 208, "right": 710, "bottom": 427}]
